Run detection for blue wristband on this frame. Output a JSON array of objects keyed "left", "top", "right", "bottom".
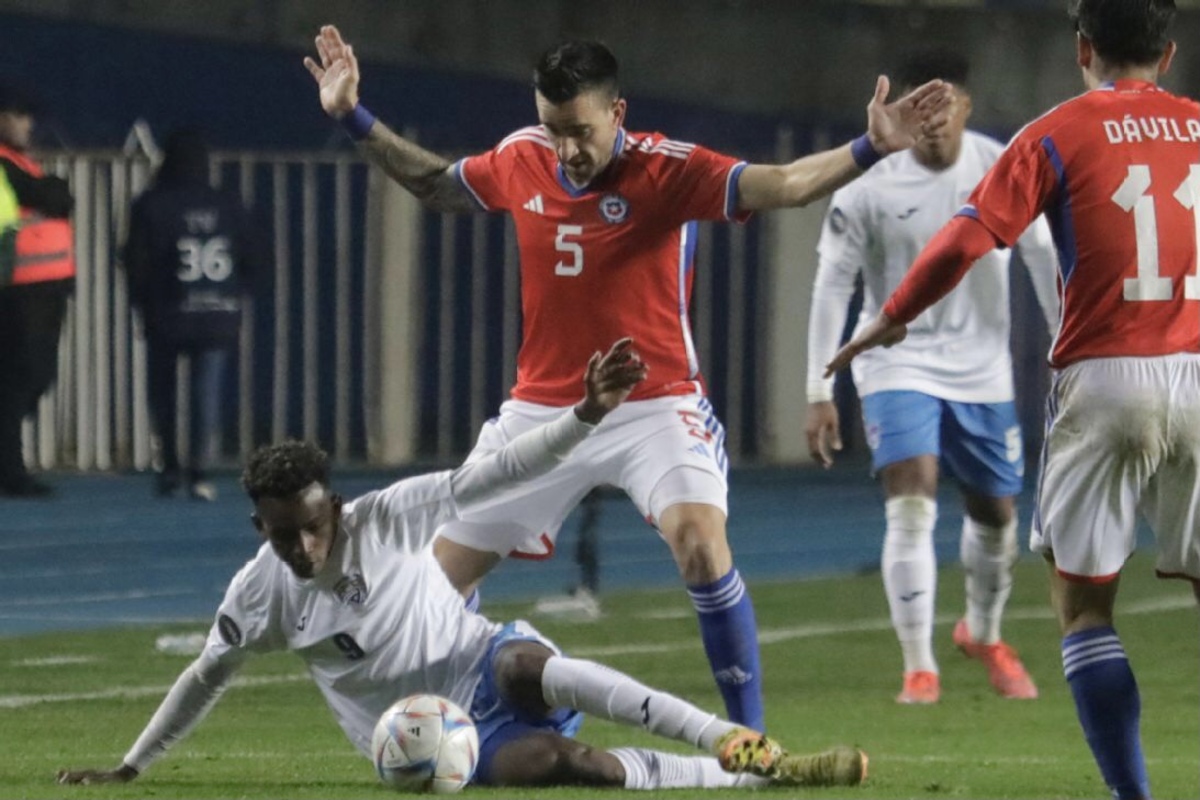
[
  {"left": 341, "top": 105, "right": 377, "bottom": 141},
  {"left": 850, "top": 134, "right": 883, "bottom": 170}
]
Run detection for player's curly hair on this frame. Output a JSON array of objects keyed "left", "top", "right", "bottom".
[
  {"left": 534, "top": 40, "right": 619, "bottom": 103},
  {"left": 1070, "top": 0, "right": 1176, "bottom": 67},
  {"left": 242, "top": 440, "right": 330, "bottom": 502}
]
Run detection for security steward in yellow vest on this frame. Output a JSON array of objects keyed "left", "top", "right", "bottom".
[
  {"left": 0, "top": 169, "right": 17, "bottom": 284},
  {"left": 0, "top": 84, "right": 74, "bottom": 497}
]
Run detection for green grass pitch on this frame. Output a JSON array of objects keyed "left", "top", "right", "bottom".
[{"left": 2, "top": 559, "right": 1196, "bottom": 799}]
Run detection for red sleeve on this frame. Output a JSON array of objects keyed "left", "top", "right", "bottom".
[
  {"left": 882, "top": 216, "right": 1002, "bottom": 324},
  {"left": 455, "top": 138, "right": 521, "bottom": 213},
  {"left": 963, "top": 130, "right": 1059, "bottom": 247},
  {"left": 663, "top": 143, "right": 751, "bottom": 224}
]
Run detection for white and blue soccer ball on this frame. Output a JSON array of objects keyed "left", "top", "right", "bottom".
[{"left": 371, "top": 694, "right": 480, "bottom": 793}]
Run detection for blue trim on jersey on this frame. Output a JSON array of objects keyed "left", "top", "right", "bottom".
[
  {"left": 682, "top": 219, "right": 699, "bottom": 276},
  {"left": 1040, "top": 136, "right": 1079, "bottom": 287},
  {"left": 453, "top": 159, "right": 489, "bottom": 211},
  {"left": 725, "top": 162, "right": 747, "bottom": 220},
  {"left": 956, "top": 205, "right": 980, "bottom": 220},
  {"left": 554, "top": 129, "right": 627, "bottom": 197},
  {"left": 697, "top": 396, "right": 729, "bottom": 476},
  {"left": 860, "top": 391, "right": 1023, "bottom": 497}
]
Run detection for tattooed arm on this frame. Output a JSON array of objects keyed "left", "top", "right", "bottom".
[{"left": 304, "top": 24, "right": 479, "bottom": 213}]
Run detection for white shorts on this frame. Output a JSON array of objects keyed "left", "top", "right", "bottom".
[
  {"left": 1030, "top": 354, "right": 1200, "bottom": 584},
  {"left": 440, "top": 394, "right": 729, "bottom": 557}
]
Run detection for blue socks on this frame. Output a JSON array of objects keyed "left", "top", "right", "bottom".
[
  {"left": 688, "top": 569, "right": 764, "bottom": 731},
  {"left": 1062, "top": 627, "right": 1150, "bottom": 800}
]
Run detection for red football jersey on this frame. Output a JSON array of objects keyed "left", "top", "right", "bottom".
[
  {"left": 959, "top": 80, "right": 1200, "bottom": 368},
  {"left": 456, "top": 127, "right": 749, "bottom": 404}
]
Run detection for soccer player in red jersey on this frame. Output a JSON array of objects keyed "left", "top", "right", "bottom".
[
  {"left": 827, "top": 2, "right": 1197, "bottom": 797},
  {"left": 305, "top": 24, "right": 950, "bottom": 733}
]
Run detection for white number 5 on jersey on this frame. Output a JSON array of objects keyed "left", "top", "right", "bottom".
[{"left": 555, "top": 224, "right": 584, "bottom": 276}]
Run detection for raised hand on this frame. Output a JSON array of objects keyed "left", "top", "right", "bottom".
[
  {"left": 823, "top": 312, "right": 908, "bottom": 379},
  {"left": 302, "top": 25, "right": 360, "bottom": 119},
  {"left": 574, "top": 337, "right": 648, "bottom": 424},
  {"left": 805, "top": 401, "right": 843, "bottom": 469},
  {"left": 866, "top": 76, "right": 952, "bottom": 155},
  {"left": 56, "top": 764, "right": 138, "bottom": 785}
]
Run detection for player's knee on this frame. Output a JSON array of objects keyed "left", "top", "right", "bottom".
[
  {"left": 884, "top": 496, "right": 937, "bottom": 545},
  {"left": 492, "top": 642, "right": 553, "bottom": 716},
  {"left": 659, "top": 510, "right": 729, "bottom": 582},
  {"left": 487, "top": 734, "right": 620, "bottom": 787},
  {"left": 547, "top": 740, "right": 624, "bottom": 786}
]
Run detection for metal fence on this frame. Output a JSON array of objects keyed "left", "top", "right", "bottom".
[{"left": 24, "top": 146, "right": 773, "bottom": 472}]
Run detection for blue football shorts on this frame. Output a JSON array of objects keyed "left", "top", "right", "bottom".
[
  {"left": 468, "top": 620, "right": 584, "bottom": 785},
  {"left": 860, "top": 390, "right": 1024, "bottom": 497}
]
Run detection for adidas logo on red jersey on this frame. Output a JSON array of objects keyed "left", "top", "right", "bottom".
[{"left": 522, "top": 194, "right": 545, "bottom": 214}]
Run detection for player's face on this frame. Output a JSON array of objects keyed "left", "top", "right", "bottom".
[
  {"left": 0, "top": 111, "right": 33, "bottom": 151},
  {"left": 536, "top": 89, "right": 626, "bottom": 187},
  {"left": 912, "top": 85, "right": 971, "bottom": 170},
  {"left": 252, "top": 482, "right": 343, "bottom": 579}
]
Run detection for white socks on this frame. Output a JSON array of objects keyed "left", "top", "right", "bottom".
[
  {"left": 883, "top": 496, "right": 938, "bottom": 674},
  {"left": 540, "top": 655, "right": 737, "bottom": 752},
  {"left": 960, "top": 515, "right": 1018, "bottom": 645},
  {"left": 611, "top": 748, "right": 768, "bottom": 790}
]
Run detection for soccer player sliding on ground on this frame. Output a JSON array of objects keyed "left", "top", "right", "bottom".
[{"left": 57, "top": 339, "right": 866, "bottom": 791}]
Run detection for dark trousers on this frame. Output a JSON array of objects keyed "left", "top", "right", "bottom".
[
  {"left": 0, "top": 281, "right": 69, "bottom": 485},
  {"left": 146, "top": 338, "right": 230, "bottom": 482}
]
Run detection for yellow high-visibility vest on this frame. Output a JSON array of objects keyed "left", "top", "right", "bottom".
[{"left": 0, "top": 169, "right": 18, "bottom": 285}]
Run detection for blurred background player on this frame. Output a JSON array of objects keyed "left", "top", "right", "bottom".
[
  {"left": 827, "top": 1, "right": 1195, "bottom": 796},
  {"left": 56, "top": 340, "right": 868, "bottom": 792},
  {"left": 534, "top": 486, "right": 608, "bottom": 621},
  {"left": 123, "top": 128, "right": 262, "bottom": 501},
  {"left": 805, "top": 50, "right": 1060, "bottom": 704},
  {"left": 304, "top": 24, "right": 951, "bottom": 731},
  {"left": 0, "top": 82, "right": 74, "bottom": 498}
]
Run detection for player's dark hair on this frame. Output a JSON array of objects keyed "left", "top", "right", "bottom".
[
  {"left": 533, "top": 40, "right": 619, "bottom": 103},
  {"left": 896, "top": 49, "right": 970, "bottom": 92},
  {"left": 242, "top": 440, "right": 330, "bottom": 502},
  {"left": 1069, "top": 0, "right": 1176, "bottom": 66}
]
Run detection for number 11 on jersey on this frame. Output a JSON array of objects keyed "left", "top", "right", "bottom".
[{"left": 1115, "top": 164, "right": 1200, "bottom": 301}]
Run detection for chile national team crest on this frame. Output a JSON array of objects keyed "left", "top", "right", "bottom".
[{"left": 598, "top": 193, "right": 630, "bottom": 224}]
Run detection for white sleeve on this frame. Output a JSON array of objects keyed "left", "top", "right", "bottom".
[
  {"left": 1013, "top": 214, "right": 1062, "bottom": 337},
  {"left": 122, "top": 645, "right": 246, "bottom": 774},
  {"left": 807, "top": 188, "right": 868, "bottom": 402},
  {"left": 450, "top": 409, "right": 595, "bottom": 509}
]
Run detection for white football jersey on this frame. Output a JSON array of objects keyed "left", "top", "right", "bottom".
[
  {"left": 205, "top": 471, "right": 500, "bottom": 757},
  {"left": 809, "top": 129, "right": 1059, "bottom": 403}
]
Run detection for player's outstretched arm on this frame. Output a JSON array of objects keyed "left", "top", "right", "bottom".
[
  {"left": 573, "top": 337, "right": 649, "bottom": 424},
  {"left": 736, "top": 77, "right": 951, "bottom": 211},
  {"left": 303, "top": 24, "right": 477, "bottom": 213},
  {"left": 450, "top": 339, "right": 646, "bottom": 507},
  {"left": 823, "top": 312, "right": 908, "bottom": 378},
  {"left": 57, "top": 650, "right": 244, "bottom": 787}
]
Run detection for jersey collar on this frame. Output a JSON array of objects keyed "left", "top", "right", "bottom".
[
  {"left": 1099, "top": 79, "right": 1160, "bottom": 93},
  {"left": 555, "top": 128, "right": 627, "bottom": 197}
]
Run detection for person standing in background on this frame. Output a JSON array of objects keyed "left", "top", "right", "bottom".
[
  {"left": 805, "top": 50, "right": 1059, "bottom": 705},
  {"left": 0, "top": 82, "right": 74, "bottom": 498},
  {"left": 123, "top": 129, "right": 261, "bottom": 501}
]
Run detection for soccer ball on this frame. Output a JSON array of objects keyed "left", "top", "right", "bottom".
[{"left": 371, "top": 694, "right": 480, "bottom": 793}]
